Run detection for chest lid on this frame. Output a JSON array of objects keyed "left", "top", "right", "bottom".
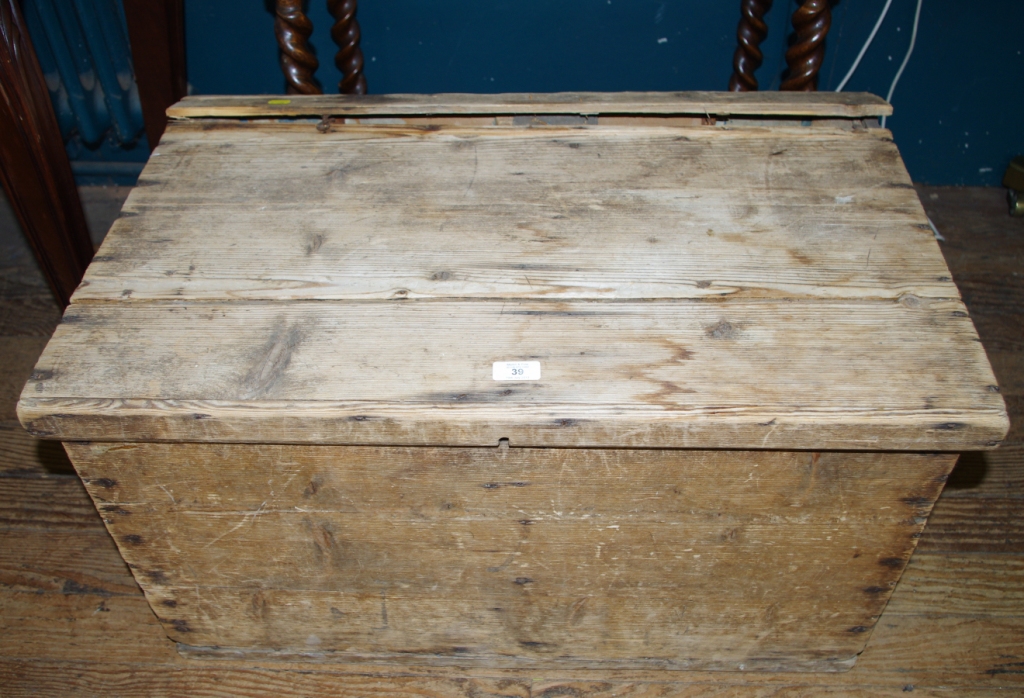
[{"left": 19, "top": 92, "right": 1008, "bottom": 451}]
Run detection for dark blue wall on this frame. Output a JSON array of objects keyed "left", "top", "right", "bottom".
[{"left": 185, "top": 0, "right": 1022, "bottom": 186}]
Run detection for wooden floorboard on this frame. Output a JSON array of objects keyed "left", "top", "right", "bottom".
[
  {"left": 942, "top": 443, "right": 1024, "bottom": 497},
  {"left": 0, "top": 294, "right": 61, "bottom": 337},
  {"left": 0, "top": 527, "right": 136, "bottom": 596},
  {"left": 890, "top": 552, "right": 1024, "bottom": 615},
  {"left": 0, "top": 420, "right": 75, "bottom": 477},
  {"left": 0, "top": 185, "right": 1021, "bottom": 695},
  {"left": 0, "top": 476, "right": 97, "bottom": 529},
  {"left": 0, "top": 337, "right": 49, "bottom": 421},
  {"left": 916, "top": 496, "right": 1024, "bottom": 553}
]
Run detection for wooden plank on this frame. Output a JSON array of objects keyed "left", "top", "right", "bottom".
[
  {"left": 0, "top": 257, "right": 51, "bottom": 296},
  {"left": 0, "top": 662, "right": 533, "bottom": 698},
  {"left": 0, "top": 662, "right": 1018, "bottom": 698},
  {"left": 163, "top": 588, "right": 861, "bottom": 671},
  {"left": 0, "top": 294, "right": 61, "bottom": 336},
  {"left": 61, "top": 442, "right": 952, "bottom": 667},
  {"left": 20, "top": 298, "right": 1006, "bottom": 450},
  {"left": 920, "top": 185, "right": 1024, "bottom": 415},
  {"left": 920, "top": 187, "right": 1024, "bottom": 269},
  {"left": 524, "top": 685, "right": 997, "bottom": 697},
  {"left": 0, "top": 336, "right": 47, "bottom": 420},
  {"left": 942, "top": 444, "right": 1024, "bottom": 498},
  {"left": 1, "top": 519, "right": 1022, "bottom": 686},
  {"left": 0, "top": 588, "right": 182, "bottom": 663},
  {"left": 985, "top": 351, "right": 1024, "bottom": 397},
  {"left": 0, "top": 661, "right": 537, "bottom": 698},
  {"left": 888, "top": 553, "right": 1024, "bottom": 615},
  {"left": 69, "top": 444, "right": 948, "bottom": 517},
  {"left": 3, "top": 186, "right": 1019, "bottom": 694},
  {"left": 0, "top": 420, "right": 74, "bottom": 476},
  {"left": 949, "top": 280, "right": 1024, "bottom": 334},
  {"left": 524, "top": 684, "right": 1006, "bottom": 697},
  {"left": 165, "top": 92, "right": 893, "bottom": 120},
  {"left": 2, "top": 600, "right": 1024, "bottom": 689},
  {"left": 917, "top": 497, "right": 1024, "bottom": 554},
  {"left": 0, "top": 476, "right": 99, "bottom": 530},
  {"left": 0, "top": 528, "right": 137, "bottom": 596},
  {"left": 76, "top": 124, "right": 954, "bottom": 303},
  {"left": 852, "top": 614, "right": 1024, "bottom": 685},
  {"left": 1002, "top": 396, "right": 1024, "bottom": 441}
]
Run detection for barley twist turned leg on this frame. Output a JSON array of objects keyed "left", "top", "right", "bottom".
[
  {"left": 781, "top": 0, "right": 831, "bottom": 91},
  {"left": 274, "top": 0, "right": 321, "bottom": 94},
  {"left": 729, "top": 0, "right": 773, "bottom": 91},
  {"left": 327, "top": 0, "right": 367, "bottom": 94}
]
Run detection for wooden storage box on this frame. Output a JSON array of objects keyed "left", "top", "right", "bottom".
[{"left": 19, "top": 92, "right": 1008, "bottom": 672}]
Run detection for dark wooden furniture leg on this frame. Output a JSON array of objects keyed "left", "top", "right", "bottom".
[
  {"left": 0, "top": 0, "right": 93, "bottom": 309},
  {"left": 729, "top": 0, "right": 773, "bottom": 91},
  {"left": 274, "top": 0, "right": 321, "bottom": 94},
  {"left": 328, "top": 0, "right": 366, "bottom": 94},
  {"left": 122, "top": 0, "right": 188, "bottom": 150},
  {"left": 781, "top": 0, "right": 831, "bottom": 91}
]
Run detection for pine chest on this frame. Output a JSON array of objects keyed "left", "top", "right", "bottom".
[{"left": 19, "top": 92, "right": 1008, "bottom": 672}]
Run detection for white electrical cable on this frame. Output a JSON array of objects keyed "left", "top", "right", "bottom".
[
  {"left": 881, "top": 0, "right": 923, "bottom": 128},
  {"left": 835, "top": 0, "right": 894, "bottom": 92}
]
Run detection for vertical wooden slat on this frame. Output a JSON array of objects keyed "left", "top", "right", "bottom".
[
  {"left": 728, "top": 0, "right": 774, "bottom": 91},
  {"left": 0, "top": 0, "right": 93, "bottom": 308},
  {"left": 781, "top": 0, "right": 831, "bottom": 91},
  {"left": 122, "top": 0, "right": 188, "bottom": 150},
  {"left": 274, "top": 0, "right": 321, "bottom": 95},
  {"left": 327, "top": 0, "right": 366, "bottom": 94}
]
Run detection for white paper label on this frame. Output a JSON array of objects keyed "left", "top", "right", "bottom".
[{"left": 492, "top": 361, "right": 541, "bottom": 381}]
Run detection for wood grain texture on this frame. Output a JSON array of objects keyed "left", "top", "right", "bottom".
[
  {"left": 0, "top": 336, "right": 47, "bottom": 420},
  {"left": 1, "top": 105, "right": 1011, "bottom": 681},
  {"left": 18, "top": 117, "right": 1007, "bottom": 449},
  {"left": 61, "top": 441, "right": 954, "bottom": 670},
  {"left": 3, "top": 589, "right": 1024, "bottom": 689},
  {"left": 165, "top": 91, "right": 893, "bottom": 119},
  {"left": 0, "top": 528, "right": 137, "bottom": 596},
  {"left": 0, "top": 588, "right": 176, "bottom": 663},
  {"left": 986, "top": 351, "right": 1024, "bottom": 397},
  {"left": 915, "top": 496, "right": 1024, "bottom": 554},
  {"left": 890, "top": 553, "right": 1024, "bottom": 615},
  {"left": 0, "top": 294, "right": 61, "bottom": 336},
  {"left": 0, "top": 662, "right": 534, "bottom": 698},
  {"left": 0, "top": 663, "right": 1019, "bottom": 698},
  {"left": 0, "top": 420, "right": 74, "bottom": 476},
  {"left": 0, "top": 476, "right": 96, "bottom": 529},
  {"left": 1, "top": 184, "right": 1021, "bottom": 694},
  {"left": 19, "top": 296, "right": 1005, "bottom": 450},
  {"left": 77, "top": 124, "right": 955, "bottom": 303},
  {"left": 943, "top": 444, "right": 1024, "bottom": 498}
]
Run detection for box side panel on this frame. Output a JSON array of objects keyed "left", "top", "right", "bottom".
[{"left": 64, "top": 443, "right": 955, "bottom": 671}]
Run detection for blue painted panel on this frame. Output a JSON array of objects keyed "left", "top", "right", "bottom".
[
  {"left": 23, "top": 0, "right": 148, "bottom": 184},
  {"left": 182, "top": 0, "right": 1023, "bottom": 185},
  {"left": 186, "top": 1, "right": 738, "bottom": 95}
]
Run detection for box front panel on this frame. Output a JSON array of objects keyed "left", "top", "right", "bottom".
[{"left": 65, "top": 442, "right": 955, "bottom": 671}]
